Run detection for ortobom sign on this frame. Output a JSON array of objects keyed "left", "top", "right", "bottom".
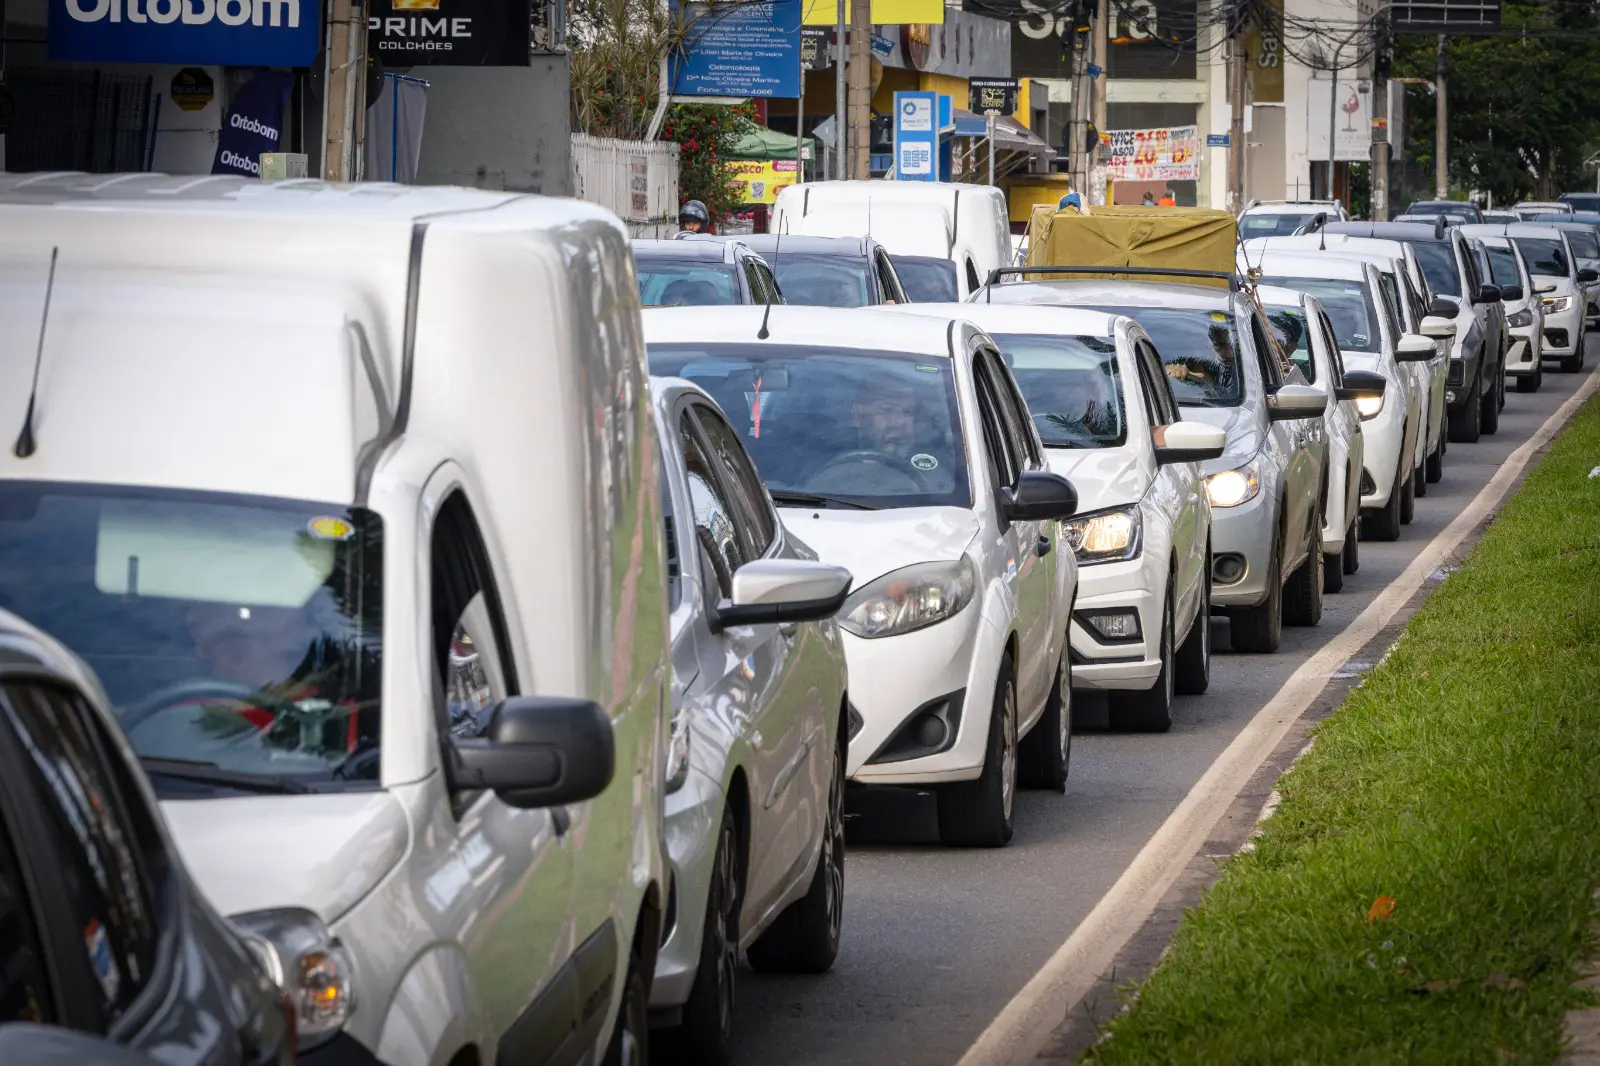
[{"left": 49, "top": 0, "right": 320, "bottom": 65}]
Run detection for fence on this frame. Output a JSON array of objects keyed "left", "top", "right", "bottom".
[
  {"left": 570, "top": 133, "right": 680, "bottom": 238},
  {"left": 4, "top": 69, "right": 156, "bottom": 173}
]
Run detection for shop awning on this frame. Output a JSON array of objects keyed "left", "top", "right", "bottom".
[
  {"left": 950, "top": 109, "right": 1054, "bottom": 161},
  {"left": 727, "top": 126, "right": 818, "bottom": 163}
]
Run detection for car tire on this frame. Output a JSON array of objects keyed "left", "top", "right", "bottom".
[
  {"left": 1322, "top": 544, "right": 1344, "bottom": 593},
  {"left": 1481, "top": 371, "right": 1501, "bottom": 435},
  {"left": 748, "top": 731, "right": 845, "bottom": 972},
  {"left": 1362, "top": 468, "right": 1403, "bottom": 542},
  {"left": 1229, "top": 529, "right": 1282, "bottom": 653},
  {"left": 1426, "top": 437, "right": 1445, "bottom": 482},
  {"left": 1498, "top": 358, "right": 1508, "bottom": 411},
  {"left": 1448, "top": 373, "right": 1482, "bottom": 443},
  {"left": 1110, "top": 593, "right": 1174, "bottom": 732},
  {"left": 1283, "top": 517, "right": 1323, "bottom": 627},
  {"left": 1398, "top": 465, "right": 1416, "bottom": 525},
  {"left": 937, "top": 656, "right": 1017, "bottom": 848},
  {"left": 1343, "top": 517, "right": 1360, "bottom": 575},
  {"left": 1413, "top": 449, "right": 1427, "bottom": 497},
  {"left": 1517, "top": 365, "right": 1542, "bottom": 393},
  {"left": 1562, "top": 335, "right": 1586, "bottom": 373},
  {"left": 603, "top": 940, "right": 651, "bottom": 1066},
  {"left": 665, "top": 808, "right": 741, "bottom": 1066},
  {"left": 1019, "top": 642, "right": 1071, "bottom": 792},
  {"left": 1174, "top": 562, "right": 1211, "bottom": 695}
]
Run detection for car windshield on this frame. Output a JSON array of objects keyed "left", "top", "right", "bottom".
[
  {"left": 1263, "top": 305, "right": 1315, "bottom": 383},
  {"left": 1563, "top": 195, "right": 1600, "bottom": 212},
  {"left": 1513, "top": 237, "right": 1570, "bottom": 276},
  {"left": 636, "top": 261, "right": 741, "bottom": 307},
  {"left": 892, "top": 256, "right": 960, "bottom": 302},
  {"left": 1240, "top": 212, "right": 1317, "bottom": 239},
  {"left": 1259, "top": 276, "right": 1380, "bottom": 353},
  {"left": 771, "top": 254, "right": 874, "bottom": 306},
  {"left": 1079, "top": 305, "right": 1243, "bottom": 407},
  {"left": 988, "top": 333, "right": 1127, "bottom": 448},
  {"left": 1406, "top": 241, "right": 1461, "bottom": 296},
  {"left": 0, "top": 483, "right": 383, "bottom": 795},
  {"left": 649, "top": 344, "right": 969, "bottom": 508},
  {"left": 1486, "top": 245, "right": 1522, "bottom": 287}
]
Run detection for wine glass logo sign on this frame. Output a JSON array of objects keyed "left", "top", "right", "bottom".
[{"left": 1342, "top": 86, "right": 1360, "bottom": 130}]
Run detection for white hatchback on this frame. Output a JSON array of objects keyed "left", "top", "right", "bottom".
[{"left": 646, "top": 306, "right": 1081, "bottom": 848}]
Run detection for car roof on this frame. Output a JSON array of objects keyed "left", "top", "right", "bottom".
[
  {"left": 1457, "top": 222, "right": 1572, "bottom": 238},
  {"left": 983, "top": 278, "right": 1237, "bottom": 310},
  {"left": 1243, "top": 200, "right": 1338, "bottom": 214},
  {"left": 1322, "top": 220, "right": 1452, "bottom": 242},
  {"left": 642, "top": 305, "right": 958, "bottom": 356},
  {"left": 720, "top": 233, "right": 872, "bottom": 257},
  {"left": 882, "top": 302, "right": 1120, "bottom": 338},
  {"left": 632, "top": 238, "right": 738, "bottom": 262},
  {"left": 1253, "top": 250, "right": 1371, "bottom": 280}
]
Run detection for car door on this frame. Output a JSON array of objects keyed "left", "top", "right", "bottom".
[
  {"left": 677, "top": 403, "right": 816, "bottom": 922},
  {"left": 1133, "top": 337, "right": 1201, "bottom": 624},
  {"left": 1314, "top": 308, "right": 1364, "bottom": 528},
  {"left": 1248, "top": 304, "right": 1312, "bottom": 568}
]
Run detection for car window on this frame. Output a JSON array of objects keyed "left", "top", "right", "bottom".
[
  {"left": 0, "top": 484, "right": 384, "bottom": 794},
  {"left": 1, "top": 681, "right": 157, "bottom": 1024},
  {"left": 742, "top": 261, "right": 765, "bottom": 304},
  {"left": 1486, "top": 244, "right": 1522, "bottom": 287},
  {"left": 1079, "top": 305, "right": 1244, "bottom": 407},
  {"left": 1240, "top": 212, "right": 1316, "bottom": 239},
  {"left": 1137, "top": 341, "right": 1181, "bottom": 423},
  {"left": 770, "top": 255, "right": 874, "bottom": 307},
  {"left": 1265, "top": 304, "right": 1315, "bottom": 383},
  {"left": 1316, "top": 312, "right": 1347, "bottom": 385},
  {"left": 972, "top": 357, "right": 1020, "bottom": 489},
  {"left": 1458, "top": 240, "right": 1482, "bottom": 290},
  {"left": 984, "top": 350, "right": 1042, "bottom": 469},
  {"left": 679, "top": 413, "right": 747, "bottom": 599},
  {"left": 1514, "top": 237, "right": 1572, "bottom": 276},
  {"left": 989, "top": 332, "right": 1127, "bottom": 449},
  {"left": 876, "top": 251, "right": 907, "bottom": 304},
  {"left": 658, "top": 462, "right": 681, "bottom": 608},
  {"left": 966, "top": 259, "right": 982, "bottom": 295},
  {"left": 1374, "top": 274, "right": 1403, "bottom": 342},
  {"left": 689, "top": 402, "right": 777, "bottom": 557},
  {"left": 636, "top": 261, "right": 742, "bottom": 307},
  {"left": 431, "top": 493, "right": 515, "bottom": 741},
  {"left": 1400, "top": 269, "right": 1429, "bottom": 325},
  {"left": 891, "top": 256, "right": 961, "bottom": 302},
  {"left": 1566, "top": 228, "right": 1600, "bottom": 258},
  {"left": 1257, "top": 276, "right": 1380, "bottom": 354},
  {"left": 0, "top": 784, "right": 52, "bottom": 1025},
  {"left": 1247, "top": 305, "right": 1286, "bottom": 386},
  {"left": 754, "top": 260, "right": 781, "bottom": 302},
  {"left": 1407, "top": 240, "right": 1461, "bottom": 297}
]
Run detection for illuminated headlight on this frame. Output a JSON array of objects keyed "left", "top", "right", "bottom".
[
  {"left": 1061, "top": 506, "right": 1141, "bottom": 565},
  {"left": 1543, "top": 295, "right": 1573, "bottom": 313},
  {"left": 1507, "top": 308, "right": 1534, "bottom": 328},
  {"left": 840, "top": 557, "right": 976, "bottom": 639},
  {"left": 1206, "top": 458, "right": 1262, "bottom": 509},
  {"left": 665, "top": 706, "right": 690, "bottom": 793},
  {"left": 232, "top": 909, "right": 355, "bottom": 1051},
  {"left": 1355, "top": 393, "right": 1385, "bottom": 420}
]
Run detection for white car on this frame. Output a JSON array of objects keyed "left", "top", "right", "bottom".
[
  {"left": 649, "top": 378, "right": 854, "bottom": 1060},
  {"left": 1238, "top": 198, "right": 1347, "bottom": 240},
  {"left": 885, "top": 303, "right": 1225, "bottom": 732},
  {"left": 1478, "top": 235, "right": 1546, "bottom": 391},
  {"left": 1460, "top": 222, "right": 1593, "bottom": 374},
  {"left": 1250, "top": 252, "right": 1437, "bottom": 542},
  {"left": 646, "top": 306, "right": 1081, "bottom": 847}
]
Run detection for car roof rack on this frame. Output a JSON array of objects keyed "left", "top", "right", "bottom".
[{"left": 985, "top": 265, "right": 1241, "bottom": 294}]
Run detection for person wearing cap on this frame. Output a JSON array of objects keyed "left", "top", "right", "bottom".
[
  {"left": 678, "top": 199, "right": 711, "bottom": 233},
  {"left": 1057, "top": 191, "right": 1084, "bottom": 213}
]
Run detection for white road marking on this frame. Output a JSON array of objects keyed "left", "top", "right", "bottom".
[{"left": 957, "top": 365, "right": 1600, "bottom": 1066}]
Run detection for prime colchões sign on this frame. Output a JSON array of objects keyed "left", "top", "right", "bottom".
[{"left": 49, "top": 0, "right": 320, "bottom": 64}]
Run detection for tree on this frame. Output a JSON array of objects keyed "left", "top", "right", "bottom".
[{"left": 661, "top": 102, "right": 760, "bottom": 224}]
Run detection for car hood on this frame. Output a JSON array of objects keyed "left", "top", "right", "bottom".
[
  {"left": 777, "top": 505, "right": 979, "bottom": 589},
  {"left": 162, "top": 791, "right": 410, "bottom": 922},
  {"left": 1178, "top": 404, "right": 1261, "bottom": 475},
  {"left": 1043, "top": 447, "right": 1148, "bottom": 513}
]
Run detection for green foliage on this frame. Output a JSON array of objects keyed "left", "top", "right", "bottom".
[{"left": 661, "top": 102, "right": 760, "bottom": 227}]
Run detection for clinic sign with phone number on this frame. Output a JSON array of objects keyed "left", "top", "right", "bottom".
[
  {"left": 1104, "top": 125, "right": 1199, "bottom": 182},
  {"left": 894, "top": 90, "right": 938, "bottom": 182}
]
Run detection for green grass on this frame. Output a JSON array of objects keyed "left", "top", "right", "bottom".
[{"left": 1087, "top": 394, "right": 1600, "bottom": 1066}]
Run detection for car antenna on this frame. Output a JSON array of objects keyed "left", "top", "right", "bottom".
[
  {"left": 13, "top": 247, "right": 59, "bottom": 459},
  {"left": 758, "top": 231, "right": 781, "bottom": 340}
]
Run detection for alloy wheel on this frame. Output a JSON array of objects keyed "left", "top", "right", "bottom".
[
  {"left": 1000, "top": 682, "right": 1017, "bottom": 824},
  {"left": 711, "top": 818, "right": 739, "bottom": 1038},
  {"left": 823, "top": 746, "right": 845, "bottom": 948}
]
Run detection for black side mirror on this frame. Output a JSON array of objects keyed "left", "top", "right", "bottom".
[
  {"left": 1498, "top": 284, "right": 1524, "bottom": 302},
  {"left": 1001, "top": 470, "right": 1078, "bottom": 521},
  {"left": 1473, "top": 283, "right": 1502, "bottom": 304},
  {"left": 1335, "top": 369, "right": 1388, "bottom": 400},
  {"left": 451, "top": 697, "right": 615, "bottom": 809},
  {"left": 0, "top": 1024, "right": 167, "bottom": 1066},
  {"left": 1579, "top": 267, "right": 1599, "bottom": 283},
  {"left": 1429, "top": 295, "right": 1460, "bottom": 317}
]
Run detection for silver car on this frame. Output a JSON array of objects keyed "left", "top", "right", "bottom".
[{"left": 649, "top": 377, "right": 854, "bottom": 1063}]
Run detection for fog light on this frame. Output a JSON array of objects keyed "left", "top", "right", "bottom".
[
  {"left": 1078, "top": 609, "right": 1142, "bottom": 643},
  {"left": 1212, "top": 553, "right": 1247, "bottom": 585},
  {"left": 1445, "top": 390, "right": 1457, "bottom": 404},
  {"left": 1360, "top": 469, "right": 1377, "bottom": 496}
]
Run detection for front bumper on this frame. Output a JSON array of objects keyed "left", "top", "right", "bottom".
[
  {"left": 1358, "top": 399, "right": 1406, "bottom": 511},
  {"left": 1506, "top": 328, "right": 1541, "bottom": 375},
  {"left": 1209, "top": 487, "right": 1276, "bottom": 609},
  {"left": 1541, "top": 307, "right": 1584, "bottom": 357},
  {"left": 1068, "top": 555, "right": 1165, "bottom": 691},
  {"left": 651, "top": 769, "right": 725, "bottom": 1010}
]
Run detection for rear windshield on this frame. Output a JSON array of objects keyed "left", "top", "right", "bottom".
[
  {"left": 1562, "top": 194, "right": 1600, "bottom": 212},
  {"left": 771, "top": 254, "right": 874, "bottom": 307},
  {"left": 1485, "top": 245, "right": 1522, "bottom": 287},
  {"left": 1409, "top": 202, "right": 1478, "bottom": 221},
  {"left": 636, "top": 261, "right": 741, "bottom": 307},
  {"left": 1259, "top": 276, "right": 1381, "bottom": 353},
  {"left": 1240, "top": 212, "right": 1316, "bottom": 239},
  {"left": 1080, "top": 305, "right": 1243, "bottom": 408},
  {"left": 1407, "top": 240, "right": 1461, "bottom": 296},
  {"left": 1513, "top": 237, "right": 1570, "bottom": 277},
  {"left": 891, "top": 256, "right": 960, "bottom": 302},
  {"left": 988, "top": 333, "right": 1127, "bottom": 449}
]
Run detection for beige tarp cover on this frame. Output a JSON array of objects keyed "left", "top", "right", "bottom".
[{"left": 1027, "top": 205, "right": 1238, "bottom": 287}]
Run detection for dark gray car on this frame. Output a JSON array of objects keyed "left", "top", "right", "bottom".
[
  {"left": 0, "top": 610, "right": 294, "bottom": 1065},
  {"left": 690, "top": 234, "right": 910, "bottom": 306}
]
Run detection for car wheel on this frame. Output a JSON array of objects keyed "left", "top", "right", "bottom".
[
  {"left": 1019, "top": 641, "right": 1071, "bottom": 792},
  {"left": 1448, "top": 373, "right": 1482, "bottom": 443},
  {"left": 1426, "top": 436, "right": 1445, "bottom": 482},
  {"left": 1174, "top": 561, "right": 1211, "bottom": 695},
  {"left": 664, "top": 807, "right": 741, "bottom": 1065},
  {"left": 1229, "top": 530, "right": 1282, "bottom": 653},
  {"left": 1413, "top": 449, "right": 1427, "bottom": 497},
  {"left": 603, "top": 940, "right": 651, "bottom": 1066},
  {"left": 937, "top": 656, "right": 1017, "bottom": 847},
  {"left": 1498, "top": 358, "right": 1508, "bottom": 411},
  {"left": 1284, "top": 516, "right": 1323, "bottom": 627},
  {"left": 1398, "top": 465, "right": 1416, "bottom": 525},
  {"left": 1517, "top": 364, "right": 1542, "bottom": 393},
  {"left": 748, "top": 731, "right": 845, "bottom": 972},
  {"left": 1110, "top": 592, "right": 1174, "bottom": 732},
  {"left": 1480, "top": 371, "right": 1501, "bottom": 434},
  {"left": 1343, "top": 517, "right": 1360, "bottom": 575},
  {"left": 1562, "top": 335, "right": 1586, "bottom": 372}
]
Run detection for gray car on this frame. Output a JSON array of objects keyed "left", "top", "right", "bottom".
[
  {"left": 980, "top": 269, "right": 1328, "bottom": 654},
  {"left": 648, "top": 377, "right": 853, "bottom": 1064}
]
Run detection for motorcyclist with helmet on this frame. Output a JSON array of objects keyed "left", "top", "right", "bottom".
[{"left": 678, "top": 199, "right": 711, "bottom": 234}]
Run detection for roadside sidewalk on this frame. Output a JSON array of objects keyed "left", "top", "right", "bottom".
[{"left": 1083, "top": 392, "right": 1600, "bottom": 1065}]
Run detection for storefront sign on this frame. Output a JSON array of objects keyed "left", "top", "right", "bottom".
[
  {"left": 212, "top": 69, "right": 292, "bottom": 177},
  {"left": 671, "top": 0, "right": 801, "bottom": 98},
  {"left": 1011, "top": 0, "right": 1195, "bottom": 80},
  {"left": 893, "top": 90, "right": 938, "bottom": 181},
  {"left": 368, "top": 0, "right": 530, "bottom": 65},
  {"left": 801, "top": 27, "right": 830, "bottom": 70},
  {"left": 1245, "top": 0, "right": 1284, "bottom": 103},
  {"left": 969, "top": 77, "right": 1017, "bottom": 115},
  {"left": 170, "top": 67, "right": 214, "bottom": 111},
  {"left": 727, "top": 159, "right": 799, "bottom": 204},
  {"left": 802, "top": 0, "right": 942, "bottom": 26},
  {"left": 49, "top": 0, "right": 321, "bottom": 65},
  {"left": 890, "top": 10, "right": 1008, "bottom": 78},
  {"left": 1105, "top": 125, "right": 1199, "bottom": 182}
]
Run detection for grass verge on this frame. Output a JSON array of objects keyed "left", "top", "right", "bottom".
[{"left": 1087, "top": 394, "right": 1600, "bottom": 1065}]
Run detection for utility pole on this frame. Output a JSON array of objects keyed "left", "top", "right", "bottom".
[
  {"left": 1228, "top": 8, "right": 1246, "bottom": 212},
  {"left": 321, "top": 0, "right": 368, "bottom": 181},
  {"left": 848, "top": 0, "right": 871, "bottom": 179},
  {"left": 1434, "top": 34, "right": 1448, "bottom": 199},
  {"left": 1326, "top": 49, "right": 1340, "bottom": 201},
  {"left": 835, "top": 0, "right": 847, "bottom": 178},
  {"left": 1371, "top": 18, "right": 1390, "bottom": 220},
  {"left": 1092, "top": 0, "right": 1108, "bottom": 201}
]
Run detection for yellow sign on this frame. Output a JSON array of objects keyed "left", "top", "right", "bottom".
[
  {"left": 802, "top": 0, "right": 942, "bottom": 26},
  {"left": 726, "top": 160, "right": 800, "bottom": 205},
  {"left": 1245, "top": 0, "right": 1284, "bottom": 104}
]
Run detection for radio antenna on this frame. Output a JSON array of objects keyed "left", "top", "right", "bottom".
[
  {"left": 14, "top": 247, "right": 59, "bottom": 459},
  {"left": 757, "top": 232, "right": 781, "bottom": 340}
]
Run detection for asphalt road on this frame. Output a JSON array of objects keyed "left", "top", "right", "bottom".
[{"left": 730, "top": 357, "right": 1599, "bottom": 1066}]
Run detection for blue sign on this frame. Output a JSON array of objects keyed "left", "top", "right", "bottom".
[
  {"left": 49, "top": 0, "right": 320, "bottom": 65},
  {"left": 671, "top": 0, "right": 802, "bottom": 99},
  {"left": 1207, "top": 133, "right": 1230, "bottom": 147},
  {"left": 213, "top": 70, "right": 292, "bottom": 177},
  {"left": 870, "top": 32, "right": 893, "bottom": 59},
  {"left": 893, "top": 90, "right": 938, "bottom": 182}
]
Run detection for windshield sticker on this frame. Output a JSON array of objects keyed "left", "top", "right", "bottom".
[
  {"left": 916, "top": 364, "right": 940, "bottom": 373},
  {"left": 307, "top": 516, "right": 355, "bottom": 541},
  {"left": 1209, "top": 312, "right": 1228, "bottom": 322},
  {"left": 911, "top": 453, "right": 939, "bottom": 471}
]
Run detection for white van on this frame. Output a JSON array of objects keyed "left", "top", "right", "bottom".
[
  {"left": 773, "top": 181, "right": 1011, "bottom": 299},
  {"left": 0, "top": 173, "right": 669, "bottom": 1066}
]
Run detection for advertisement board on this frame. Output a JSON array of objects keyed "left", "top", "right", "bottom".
[
  {"left": 672, "top": 0, "right": 802, "bottom": 98},
  {"left": 1009, "top": 0, "right": 1195, "bottom": 81},
  {"left": 1305, "top": 78, "right": 1371, "bottom": 163},
  {"left": 368, "top": 0, "right": 532, "bottom": 65},
  {"left": 893, "top": 90, "right": 938, "bottom": 181},
  {"left": 727, "top": 159, "right": 800, "bottom": 204},
  {"left": 802, "top": 0, "right": 941, "bottom": 26},
  {"left": 1104, "top": 125, "right": 1199, "bottom": 182},
  {"left": 969, "top": 77, "right": 1018, "bottom": 116},
  {"left": 50, "top": 0, "right": 321, "bottom": 65}
]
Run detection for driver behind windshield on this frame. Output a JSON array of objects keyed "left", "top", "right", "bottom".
[{"left": 804, "top": 373, "right": 956, "bottom": 496}]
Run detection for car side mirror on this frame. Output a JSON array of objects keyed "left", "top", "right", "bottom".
[
  {"left": 1001, "top": 470, "right": 1079, "bottom": 521},
  {"left": 1396, "top": 333, "right": 1439, "bottom": 362},
  {"left": 710, "top": 558, "right": 853, "bottom": 633},
  {"left": 1498, "top": 283, "right": 1524, "bottom": 302},
  {"left": 1266, "top": 383, "right": 1328, "bottom": 421},
  {"left": 1420, "top": 314, "right": 1457, "bottom": 339},
  {"left": 1153, "top": 421, "right": 1226, "bottom": 464},
  {"left": 1335, "top": 369, "right": 1387, "bottom": 400},
  {"left": 1429, "top": 295, "right": 1460, "bottom": 317},
  {"left": 1473, "top": 283, "right": 1502, "bottom": 304},
  {"left": 1535, "top": 282, "right": 1557, "bottom": 295},
  {"left": 0, "top": 1024, "right": 170, "bottom": 1066},
  {"left": 450, "top": 697, "right": 615, "bottom": 809},
  {"left": 1579, "top": 267, "right": 1599, "bottom": 283}
]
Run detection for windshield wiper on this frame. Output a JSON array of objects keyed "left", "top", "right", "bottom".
[
  {"left": 768, "top": 490, "right": 878, "bottom": 511},
  {"left": 139, "top": 756, "right": 315, "bottom": 795}
]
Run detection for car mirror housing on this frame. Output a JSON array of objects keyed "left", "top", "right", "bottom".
[
  {"left": 1498, "top": 283, "right": 1525, "bottom": 302},
  {"left": 1266, "top": 383, "right": 1328, "bottom": 421},
  {"left": 1336, "top": 369, "right": 1388, "bottom": 400},
  {"left": 1001, "top": 470, "right": 1079, "bottom": 522},
  {"left": 1420, "top": 314, "right": 1458, "bottom": 339},
  {"left": 710, "top": 559, "right": 853, "bottom": 632},
  {"left": 1396, "top": 333, "right": 1439, "bottom": 362},
  {"left": 1579, "top": 267, "right": 1599, "bottom": 283},
  {"left": 1473, "top": 283, "right": 1503, "bottom": 304},
  {"left": 450, "top": 697, "right": 615, "bottom": 809},
  {"left": 1153, "top": 421, "right": 1227, "bottom": 464},
  {"left": 1429, "top": 295, "right": 1460, "bottom": 317}
]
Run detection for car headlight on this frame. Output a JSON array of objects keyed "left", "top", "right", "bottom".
[
  {"left": 1355, "top": 393, "right": 1385, "bottom": 420},
  {"left": 1206, "top": 457, "right": 1262, "bottom": 509},
  {"left": 665, "top": 706, "right": 690, "bottom": 793},
  {"left": 839, "top": 557, "right": 976, "bottom": 639},
  {"left": 1543, "top": 295, "right": 1573, "bottom": 313},
  {"left": 1507, "top": 308, "right": 1534, "bottom": 328},
  {"left": 1061, "top": 506, "right": 1141, "bottom": 565},
  {"left": 231, "top": 909, "right": 355, "bottom": 1051}
]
